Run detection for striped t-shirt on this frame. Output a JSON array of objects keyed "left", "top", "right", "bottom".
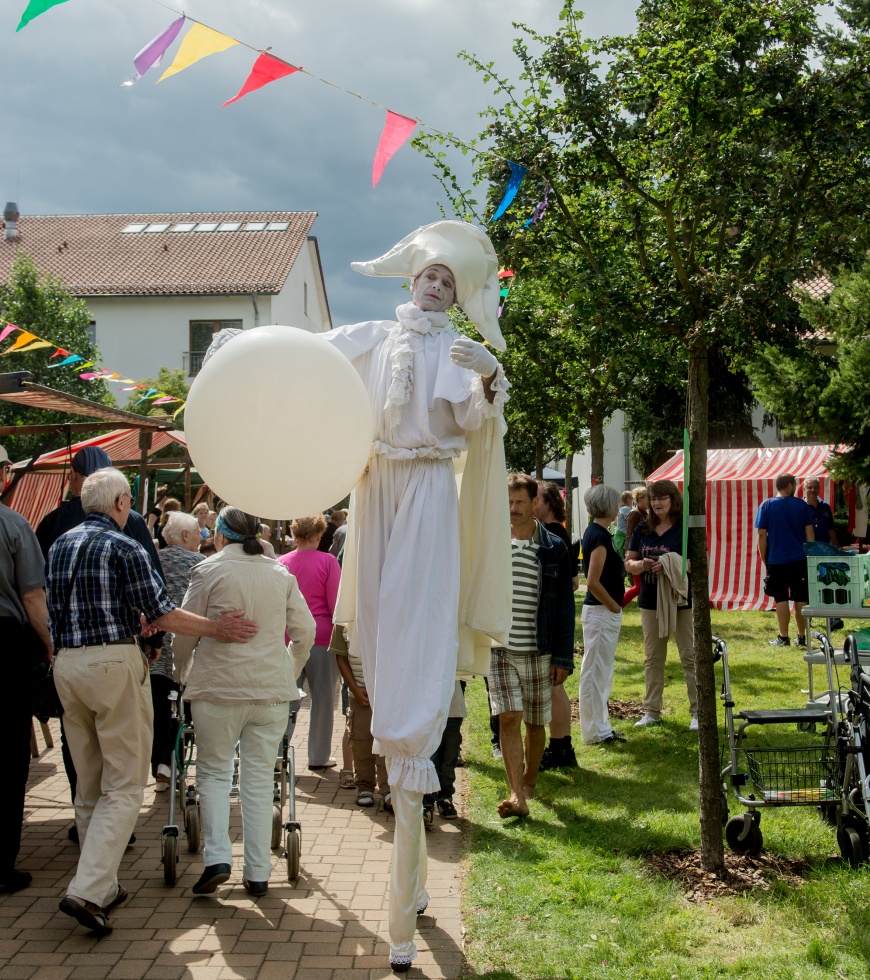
[{"left": 507, "top": 522, "right": 541, "bottom": 652}]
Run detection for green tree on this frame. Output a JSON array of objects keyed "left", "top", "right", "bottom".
[
  {"left": 747, "top": 263, "right": 870, "bottom": 484},
  {"left": 124, "top": 367, "right": 189, "bottom": 424},
  {"left": 416, "top": 0, "right": 870, "bottom": 869},
  {"left": 0, "top": 254, "right": 111, "bottom": 461}
]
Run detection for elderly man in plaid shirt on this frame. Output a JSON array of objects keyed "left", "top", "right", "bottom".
[{"left": 47, "top": 468, "right": 258, "bottom": 935}]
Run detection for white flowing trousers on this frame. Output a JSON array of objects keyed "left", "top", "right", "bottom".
[
  {"left": 579, "top": 605, "right": 623, "bottom": 744},
  {"left": 352, "top": 452, "right": 460, "bottom": 964}
]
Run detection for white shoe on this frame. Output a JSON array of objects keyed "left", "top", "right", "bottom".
[
  {"left": 492, "top": 743, "right": 503, "bottom": 760},
  {"left": 155, "top": 763, "right": 172, "bottom": 792},
  {"left": 634, "top": 714, "right": 662, "bottom": 728},
  {"left": 689, "top": 717, "right": 699, "bottom": 731}
]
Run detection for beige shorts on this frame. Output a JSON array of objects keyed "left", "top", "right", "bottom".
[{"left": 489, "top": 647, "right": 552, "bottom": 725}]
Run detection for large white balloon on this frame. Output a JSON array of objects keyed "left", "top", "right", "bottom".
[{"left": 184, "top": 325, "right": 373, "bottom": 519}]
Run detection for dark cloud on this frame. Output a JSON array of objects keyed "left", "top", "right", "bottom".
[{"left": 1, "top": 0, "right": 636, "bottom": 327}]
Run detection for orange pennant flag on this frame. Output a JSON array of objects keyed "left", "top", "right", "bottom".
[
  {"left": 7, "top": 340, "right": 54, "bottom": 354},
  {"left": 2, "top": 331, "right": 37, "bottom": 353}
]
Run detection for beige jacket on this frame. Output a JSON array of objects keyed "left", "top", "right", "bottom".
[
  {"left": 656, "top": 551, "right": 689, "bottom": 638},
  {"left": 174, "top": 544, "right": 316, "bottom": 704}
]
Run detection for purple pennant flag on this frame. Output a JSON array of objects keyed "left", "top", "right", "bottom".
[{"left": 120, "top": 16, "right": 185, "bottom": 87}]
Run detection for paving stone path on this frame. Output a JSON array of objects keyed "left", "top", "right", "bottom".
[{"left": 1, "top": 702, "right": 465, "bottom": 979}]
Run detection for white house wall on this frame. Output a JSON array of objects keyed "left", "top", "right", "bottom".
[
  {"left": 86, "top": 293, "right": 271, "bottom": 384},
  {"left": 270, "top": 240, "right": 331, "bottom": 333}
]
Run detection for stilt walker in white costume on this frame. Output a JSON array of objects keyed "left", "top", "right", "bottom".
[{"left": 322, "top": 221, "right": 512, "bottom": 971}]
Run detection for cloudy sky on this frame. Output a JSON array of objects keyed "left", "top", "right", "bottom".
[{"left": 2, "top": 0, "right": 637, "bottom": 327}]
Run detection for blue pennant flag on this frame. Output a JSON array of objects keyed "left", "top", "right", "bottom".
[{"left": 491, "top": 162, "right": 527, "bottom": 221}]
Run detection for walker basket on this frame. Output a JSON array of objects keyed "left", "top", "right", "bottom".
[{"left": 741, "top": 745, "right": 839, "bottom": 804}]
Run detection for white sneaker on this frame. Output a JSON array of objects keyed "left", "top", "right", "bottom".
[
  {"left": 155, "top": 763, "right": 172, "bottom": 792},
  {"left": 492, "top": 743, "right": 503, "bottom": 760},
  {"left": 634, "top": 714, "right": 662, "bottom": 728},
  {"left": 689, "top": 717, "right": 699, "bottom": 731}
]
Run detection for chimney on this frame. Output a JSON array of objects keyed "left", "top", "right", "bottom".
[{"left": 3, "top": 202, "right": 19, "bottom": 240}]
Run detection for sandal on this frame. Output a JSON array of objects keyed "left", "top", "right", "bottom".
[
  {"left": 356, "top": 790, "right": 375, "bottom": 807},
  {"left": 382, "top": 792, "right": 393, "bottom": 814},
  {"left": 339, "top": 769, "right": 355, "bottom": 789},
  {"left": 102, "top": 886, "right": 128, "bottom": 913},
  {"left": 59, "top": 896, "right": 112, "bottom": 935}
]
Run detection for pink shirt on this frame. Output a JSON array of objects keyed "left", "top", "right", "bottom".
[{"left": 279, "top": 548, "right": 341, "bottom": 646}]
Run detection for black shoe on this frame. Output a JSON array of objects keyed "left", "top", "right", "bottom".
[
  {"left": 391, "top": 961, "right": 411, "bottom": 973},
  {"left": 769, "top": 635, "right": 791, "bottom": 647},
  {"left": 437, "top": 798, "right": 458, "bottom": 819},
  {"left": 594, "top": 732, "right": 627, "bottom": 745},
  {"left": 422, "top": 805, "right": 434, "bottom": 830},
  {"left": 538, "top": 744, "right": 557, "bottom": 772},
  {"left": 0, "top": 870, "right": 32, "bottom": 893},
  {"left": 243, "top": 878, "right": 268, "bottom": 897},
  {"left": 191, "top": 863, "right": 232, "bottom": 894},
  {"left": 67, "top": 824, "right": 79, "bottom": 844},
  {"left": 830, "top": 618, "right": 845, "bottom": 632},
  {"left": 539, "top": 742, "right": 579, "bottom": 771},
  {"left": 795, "top": 634, "right": 807, "bottom": 647}
]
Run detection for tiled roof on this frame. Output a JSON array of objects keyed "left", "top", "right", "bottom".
[
  {"left": 0, "top": 211, "right": 318, "bottom": 296},
  {"left": 794, "top": 275, "right": 834, "bottom": 301}
]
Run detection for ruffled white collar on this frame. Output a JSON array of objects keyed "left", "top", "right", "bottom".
[{"left": 395, "top": 302, "right": 450, "bottom": 335}]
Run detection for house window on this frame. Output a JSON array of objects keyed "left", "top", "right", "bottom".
[
  {"left": 186, "top": 319, "right": 242, "bottom": 376},
  {"left": 88, "top": 320, "right": 96, "bottom": 344}
]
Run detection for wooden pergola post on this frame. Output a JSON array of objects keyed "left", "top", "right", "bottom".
[{"left": 137, "top": 430, "right": 152, "bottom": 514}]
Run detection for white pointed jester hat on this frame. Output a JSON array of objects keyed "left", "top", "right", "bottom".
[{"left": 350, "top": 220, "right": 506, "bottom": 350}]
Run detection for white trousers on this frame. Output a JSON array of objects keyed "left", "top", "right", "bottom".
[
  {"left": 388, "top": 784, "right": 429, "bottom": 966},
  {"left": 192, "top": 701, "right": 288, "bottom": 881},
  {"left": 578, "top": 605, "right": 623, "bottom": 743},
  {"left": 54, "top": 644, "right": 152, "bottom": 908}
]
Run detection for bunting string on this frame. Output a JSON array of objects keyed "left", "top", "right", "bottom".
[
  {"left": 14, "top": 0, "right": 542, "bottom": 220},
  {"left": 0, "top": 318, "right": 185, "bottom": 417}
]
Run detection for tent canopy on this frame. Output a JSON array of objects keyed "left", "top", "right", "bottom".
[
  {"left": 647, "top": 445, "right": 841, "bottom": 611},
  {"left": 8, "top": 428, "right": 188, "bottom": 528}
]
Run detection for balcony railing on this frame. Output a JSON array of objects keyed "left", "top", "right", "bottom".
[{"left": 183, "top": 351, "right": 207, "bottom": 376}]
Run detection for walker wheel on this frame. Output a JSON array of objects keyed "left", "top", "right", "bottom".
[
  {"left": 286, "top": 829, "right": 301, "bottom": 881},
  {"left": 725, "top": 814, "right": 763, "bottom": 856},
  {"left": 162, "top": 834, "right": 178, "bottom": 886},
  {"left": 838, "top": 822, "right": 867, "bottom": 867},
  {"left": 271, "top": 806, "right": 283, "bottom": 849},
  {"left": 185, "top": 805, "right": 201, "bottom": 853}
]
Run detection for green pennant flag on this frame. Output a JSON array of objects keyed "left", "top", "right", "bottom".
[
  {"left": 16, "top": 0, "right": 69, "bottom": 32},
  {"left": 682, "top": 428, "right": 690, "bottom": 580}
]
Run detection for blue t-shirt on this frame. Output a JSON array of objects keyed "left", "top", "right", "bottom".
[
  {"left": 754, "top": 495, "right": 814, "bottom": 565},
  {"left": 807, "top": 499, "right": 835, "bottom": 544}
]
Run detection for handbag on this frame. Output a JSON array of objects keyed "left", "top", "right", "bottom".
[{"left": 34, "top": 530, "right": 106, "bottom": 722}]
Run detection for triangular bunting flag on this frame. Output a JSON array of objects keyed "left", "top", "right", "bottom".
[
  {"left": 158, "top": 23, "right": 239, "bottom": 83},
  {"left": 16, "top": 0, "right": 69, "bottom": 32},
  {"left": 222, "top": 52, "right": 298, "bottom": 107},
  {"left": 173, "top": 402, "right": 187, "bottom": 420},
  {"left": 151, "top": 395, "right": 179, "bottom": 404},
  {"left": 372, "top": 111, "right": 417, "bottom": 187},
  {"left": 491, "top": 161, "right": 528, "bottom": 221},
  {"left": 135, "top": 388, "right": 159, "bottom": 405},
  {"left": 9, "top": 340, "right": 54, "bottom": 353},
  {"left": 50, "top": 348, "right": 70, "bottom": 358},
  {"left": 47, "top": 354, "right": 83, "bottom": 368},
  {"left": 0, "top": 324, "right": 18, "bottom": 343},
  {"left": 2, "top": 331, "right": 37, "bottom": 353},
  {"left": 121, "top": 15, "right": 186, "bottom": 86}
]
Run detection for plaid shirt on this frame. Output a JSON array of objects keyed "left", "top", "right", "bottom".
[{"left": 47, "top": 513, "right": 175, "bottom": 648}]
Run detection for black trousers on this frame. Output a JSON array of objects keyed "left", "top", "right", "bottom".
[
  {"left": 0, "top": 618, "right": 38, "bottom": 878},
  {"left": 150, "top": 673, "right": 178, "bottom": 776}
]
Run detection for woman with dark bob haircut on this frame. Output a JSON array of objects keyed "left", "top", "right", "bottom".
[
  {"left": 174, "top": 506, "right": 316, "bottom": 898},
  {"left": 624, "top": 480, "right": 697, "bottom": 731}
]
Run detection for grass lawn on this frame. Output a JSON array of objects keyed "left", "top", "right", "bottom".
[{"left": 458, "top": 602, "right": 870, "bottom": 979}]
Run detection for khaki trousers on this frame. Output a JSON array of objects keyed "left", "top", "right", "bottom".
[
  {"left": 346, "top": 694, "right": 389, "bottom": 794},
  {"left": 54, "top": 644, "right": 152, "bottom": 907},
  {"left": 639, "top": 608, "right": 697, "bottom": 719}
]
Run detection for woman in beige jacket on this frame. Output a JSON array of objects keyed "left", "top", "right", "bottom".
[{"left": 174, "top": 507, "right": 315, "bottom": 898}]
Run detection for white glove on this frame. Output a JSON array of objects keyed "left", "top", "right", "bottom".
[{"left": 449, "top": 337, "right": 498, "bottom": 377}]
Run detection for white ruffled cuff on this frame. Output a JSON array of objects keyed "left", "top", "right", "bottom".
[
  {"left": 386, "top": 755, "right": 441, "bottom": 794},
  {"left": 389, "top": 941, "right": 417, "bottom": 966},
  {"left": 471, "top": 363, "right": 510, "bottom": 418}
]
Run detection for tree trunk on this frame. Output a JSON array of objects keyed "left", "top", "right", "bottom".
[
  {"left": 564, "top": 443, "right": 575, "bottom": 540},
  {"left": 590, "top": 407, "right": 604, "bottom": 484},
  {"left": 535, "top": 438, "right": 544, "bottom": 480},
  {"left": 687, "top": 334, "right": 724, "bottom": 872}
]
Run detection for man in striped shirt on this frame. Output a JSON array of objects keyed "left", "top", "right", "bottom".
[{"left": 490, "top": 473, "right": 576, "bottom": 818}]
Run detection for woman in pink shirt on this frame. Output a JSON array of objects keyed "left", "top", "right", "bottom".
[{"left": 280, "top": 514, "right": 341, "bottom": 768}]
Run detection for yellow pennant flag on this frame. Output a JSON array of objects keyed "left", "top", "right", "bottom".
[
  {"left": 2, "top": 331, "right": 37, "bottom": 353},
  {"left": 8, "top": 340, "right": 55, "bottom": 354},
  {"left": 173, "top": 401, "right": 187, "bottom": 420},
  {"left": 158, "top": 23, "right": 239, "bottom": 82}
]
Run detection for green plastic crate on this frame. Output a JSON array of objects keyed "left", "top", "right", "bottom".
[{"left": 807, "top": 552, "right": 870, "bottom": 608}]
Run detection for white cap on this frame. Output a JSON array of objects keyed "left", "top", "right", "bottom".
[
  {"left": 351, "top": 220, "right": 506, "bottom": 350},
  {"left": 0, "top": 444, "right": 9, "bottom": 465}
]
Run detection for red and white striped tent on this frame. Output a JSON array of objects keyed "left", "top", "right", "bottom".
[
  {"left": 646, "top": 445, "right": 839, "bottom": 610},
  {"left": 8, "top": 428, "right": 187, "bottom": 529}
]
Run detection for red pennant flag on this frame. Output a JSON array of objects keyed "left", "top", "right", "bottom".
[
  {"left": 372, "top": 111, "right": 416, "bottom": 187},
  {"left": 222, "top": 53, "right": 299, "bottom": 108}
]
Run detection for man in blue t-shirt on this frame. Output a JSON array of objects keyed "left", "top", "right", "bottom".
[
  {"left": 754, "top": 473, "right": 815, "bottom": 647},
  {"left": 803, "top": 478, "right": 839, "bottom": 546}
]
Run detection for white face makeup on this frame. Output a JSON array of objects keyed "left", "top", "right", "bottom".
[{"left": 411, "top": 264, "right": 456, "bottom": 313}]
